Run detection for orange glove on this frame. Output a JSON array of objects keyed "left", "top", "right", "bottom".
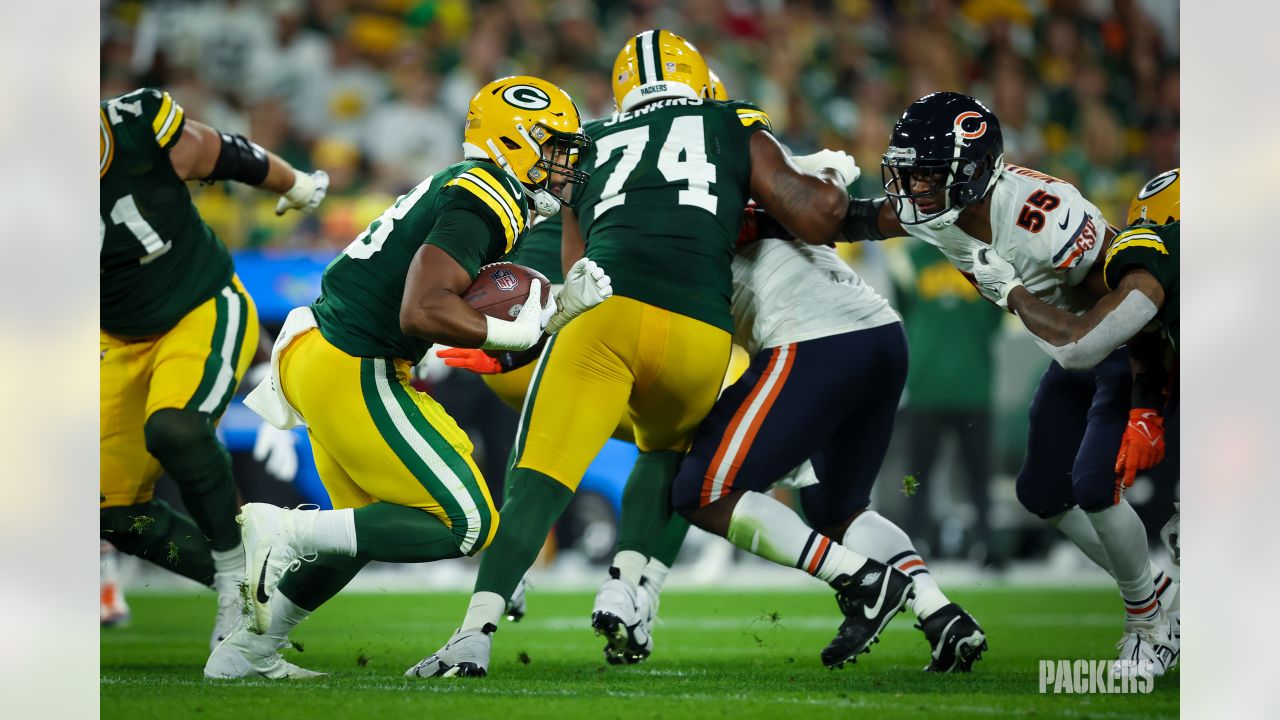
[
  {"left": 437, "top": 348, "right": 503, "bottom": 375},
  {"left": 1115, "top": 408, "right": 1165, "bottom": 487}
]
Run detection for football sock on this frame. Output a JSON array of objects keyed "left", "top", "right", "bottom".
[
  {"left": 264, "top": 590, "right": 312, "bottom": 639},
  {"left": 617, "top": 450, "right": 682, "bottom": 558},
  {"left": 350, "top": 503, "right": 461, "bottom": 563},
  {"left": 143, "top": 408, "right": 241, "bottom": 552},
  {"left": 652, "top": 514, "right": 691, "bottom": 568},
  {"left": 100, "top": 499, "right": 214, "bottom": 586},
  {"left": 642, "top": 558, "right": 671, "bottom": 595},
  {"left": 726, "top": 491, "right": 868, "bottom": 583},
  {"left": 1048, "top": 506, "right": 1114, "bottom": 575},
  {"left": 461, "top": 592, "right": 506, "bottom": 632},
  {"left": 1087, "top": 501, "right": 1160, "bottom": 624},
  {"left": 210, "top": 546, "right": 245, "bottom": 598},
  {"left": 611, "top": 550, "right": 648, "bottom": 588},
  {"left": 474, "top": 467, "right": 573, "bottom": 599},
  {"left": 277, "top": 554, "right": 368, "bottom": 612},
  {"left": 843, "top": 510, "right": 949, "bottom": 620}
]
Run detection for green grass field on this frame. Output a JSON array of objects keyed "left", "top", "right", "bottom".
[{"left": 101, "top": 587, "right": 1177, "bottom": 719}]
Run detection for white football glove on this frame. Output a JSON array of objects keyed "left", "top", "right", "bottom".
[
  {"left": 546, "top": 258, "right": 612, "bottom": 335},
  {"left": 253, "top": 424, "right": 299, "bottom": 482},
  {"left": 275, "top": 169, "right": 330, "bottom": 216},
  {"left": 481, "top": 278, "right": 547, "bottom": 351},
  {"left": 970, "top": 246, "right": 1024, "bottom": 310},
  {"left": 790, "top": 149, "right": 861, "bottom": 187}
]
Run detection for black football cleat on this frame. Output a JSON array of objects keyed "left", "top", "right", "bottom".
[
  {"left": 918, "top": 603, "right": 988, "bottom": 672},
  {"left": 821, "top": 560, "right": 913, "bottom": 668}
]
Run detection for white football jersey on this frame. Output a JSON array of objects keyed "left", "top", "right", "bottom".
[
  {"left": 900, "top": 165, "right": 1110, "bottom": 314},
  {"left": 730, "top": 238, "right": 900, "bottom": 355}
]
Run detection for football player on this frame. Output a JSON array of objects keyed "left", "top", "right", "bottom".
[
  {"left": 840, "top": 92, "right": 1178, "bottom": 675},
  {"left": 100, "top": 88, "right": 328, "bottom": 651},
  {"left": 207, "top": 76, "right": 610, "bottom": 679},
  {"left": 410, "top": 30, "right": 902, "bottom": 679}
]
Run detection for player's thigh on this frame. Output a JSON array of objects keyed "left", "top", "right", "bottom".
[
  {"left": 514, "top": 303, "right": 636, "bottom": 490},
  {"left": 481, "top": 362, "right": 536, "bottom": 412},
  {"left": 100, "top": 331, "right": 162, "bottom": 507},
  {"left": 306, "top": 430, "right": 375, "bottom": 510},
  {"left": 283, "top": 330, "right": 497, "bottom": 553},
  {"left": 628, "top": 309, "right": 731, "bottom": 453},
  {"left": 146, "top": 277, "right": 260, "bottom": 422},
  {"left": 1015, "top": 361, "right": 1094, "bottom": 517},
  {"left": 1073, "top": 347, "right": 1133, "bottom": 510}
]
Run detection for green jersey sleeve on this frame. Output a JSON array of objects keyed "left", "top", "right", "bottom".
[
  {"left": 722, "top": 99, "right": 773, "bottom": 137},
  {"left": 1103, "top": 225, "right": 1171, "bottom": 290},
  {"left": 104, "top": 87, "right": 187, "bottom": 158},
  {"left": 424, "top": 208, "right": 503, "bottom": 280},
  {"left": 438, "top": 165, "right": 528, "bottom": 258}
]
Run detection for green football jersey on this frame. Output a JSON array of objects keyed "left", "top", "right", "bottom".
[
  {"left": 1103, "top": 221, "right": 1179, "bottom": 350},
  {"left": 100, "top": 88, "right": 234, "bottom": 337},
  {"left": 502, "top": 212, "right": 565, "bottom": 284},
  {"left": 311, "top": 160, "right": 530, "bottom": 361},
  {"left": 574, "top": 98, "right": 772, "bottom": 333}
]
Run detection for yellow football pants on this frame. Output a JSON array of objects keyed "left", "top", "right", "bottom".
[
  {"left": 280, "top": 328, "right": 498, "bottom": 554},
  {"left": 513, "top": 295, "right": 732, "bottom": 491},
  {"left": 100, "top": 277, "right": 258, "bottom": 508}
]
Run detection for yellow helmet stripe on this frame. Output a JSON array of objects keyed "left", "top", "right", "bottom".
[
  {"left": 100, "top": 109, "right": 114, "bottom": 178},
  {"left": 1102, "top": 230, "right": 1167, "bottom": 288}
]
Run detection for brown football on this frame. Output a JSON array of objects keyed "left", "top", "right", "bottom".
[{"left": 462, "top": 262, "right": 552, "bottom": 320}]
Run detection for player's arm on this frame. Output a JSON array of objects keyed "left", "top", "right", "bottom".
[
  {"left": 561, "top": 206, "right": 585, "bottom": 276},
  {"left": 1005, "top": 269, "right": 1165, "bottom": 370},
  {"left": 747, "top": 132, "right": 849, "bottom": 245},
  {"left": 168, "top": 118, "right": 328, "bottom": 215},
  {"left": 400, "top": 210, "right": 546, "bottom": 351}
]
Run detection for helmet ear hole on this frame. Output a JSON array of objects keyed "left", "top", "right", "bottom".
[{"left": 500, "top": 136, "right": 522, "bottom": 151}]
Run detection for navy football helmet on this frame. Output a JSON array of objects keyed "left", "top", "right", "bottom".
[{"left": 881, "top": 92, "right": 1004, "bottom": 228}]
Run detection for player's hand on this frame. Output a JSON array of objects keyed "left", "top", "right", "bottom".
[
  {"left": 437, "top": 347, "right": 504, "bottom": 375},
  {"left": 546, "top": 258, "right": 612, "bottom": 335},
  {"left": 253, "top": 424, "right": 299, "bottom": 482},
  {"left": 275, "top": 169, "right": 330, "bottom": 216},
  {"left": 481, "top": 278, "right": 545, "bottom": 351},
  {"left": 971, "top": 246, "right": 1024, "bottom": 310},
  {"left": 790, "top": 149, "right": 861, "bottom": 187},
  {"left": 1115, "top": 408, "right": 1165, "bottom": 487}
]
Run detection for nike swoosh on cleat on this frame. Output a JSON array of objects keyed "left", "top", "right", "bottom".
[
  {"left": 933, "top": 616, "right": 961, "bottom": 660},
  {"left": 1057, "top": 210, "right": 1071, "bottom": 230},
  {"left": 256, "top": 549, "right": 272, "bottom": 604},
  {"left": 862, "top": 572, "right": 892, "bottom": 619}
]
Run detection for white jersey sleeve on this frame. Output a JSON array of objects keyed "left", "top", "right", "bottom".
[{"left": 730, "top": 238, "right": 899, "bottom": 355}]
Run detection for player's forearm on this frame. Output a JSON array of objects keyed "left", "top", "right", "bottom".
[
  {"left": 1011, "top": 285, "right": 1159, "bottom": 370},
  {"left": 400, "top": 289, "right": 490, "bottom": 348},
  {"left": 1007, "top": 286, "right": 1087, "bottom": 346},
  {"left": 257, "top": 152, "right": 302, "bottom": 195},
  {"left": 763, "top": 169, "right": 847, "bottom": 245}
]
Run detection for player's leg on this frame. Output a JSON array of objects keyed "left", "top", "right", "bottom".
[
  {"left": 671, "top": 330, "right": 910, "bottom": 668},
  {"left": 954, "top": 409, "right": 996, "bottom": 562},
  {"left": 903, "top": 409, "right": 945, "bottom": 551},
  {"left": 100, "top": 542, "right": 130, "bottom": 628}
]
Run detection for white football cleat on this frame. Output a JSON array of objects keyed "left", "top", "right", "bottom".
[
  {"left": 211, "top": 590, "right": 245, "bottom": 652},
  {"left": 100, "top": 580, "right": 130, "bottom": 628},
  {"left": 1111, "top": 612, "right": 1179, "bottom": 679},
  {"left": 405, "top": 625, "right": 494, "bottom": 678},
  {"left": 204, "top": 619, "right": 324, "bottom": 680},
  {"left": 591, "top": 568, "right": 652, "bottom": 665},
  {"left": 636, "top": 576, "right": 660, "bottom": 632},
  {"left": 238, "top": 503, "right": 316, "bottom": 634},
  {"left": 1160, "top": 506, "right": 1179, "bottom": 566},
  {"left": 506, "top": 575, "right": 531, "bottom": 622}
]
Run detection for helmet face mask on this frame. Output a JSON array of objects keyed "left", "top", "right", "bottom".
[
  {"left": 881, "top": 92, "right": 1004, "bottom": 227},
  {"left": 525, "top": 123, "right": 592, "bottom": 210}
]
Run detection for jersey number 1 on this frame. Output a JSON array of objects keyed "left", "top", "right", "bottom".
[
  {"left": 593, "top": 116, "right": 717, "bottom": 218},
  {"left": 106, "top": 195, "right": 172, "bottom": 264}
]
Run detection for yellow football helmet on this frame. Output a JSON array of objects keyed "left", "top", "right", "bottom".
[
  {"left": 1127, "top": 168, "right": 1180, "bottom": 226},
  {"left": 612, "top": 30, "right": 712, "bottom": 112},
  {"left": 708, "top": 69, "right": 728, "bottom": 101},
  {"left": 463, "top": 75, "right": 592, "bottom": 217}
]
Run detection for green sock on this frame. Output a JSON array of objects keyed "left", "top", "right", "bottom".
[
  {"left": 278, "top": 555, "right": 369, "bottom": 612},
  {"left": 351, "top": 503, "right": 464, "bottom": 563},
  {"left": 501, "top": 441, "right": 519, "bottom": 507},
  {"left": 100, "top": 499, "right": 214, "bottom": 586},
  {"left": 652, "top": 513, "right": 691, "bottom": 568},
  {"left": 474, "top": 468, "right": 572, "bottom": 599},
  {"left": 617, "top": 450, "right": 682, "bottom": 556},
  {"left": 143, "top": 409, "right": 241, "bottom": 552}
]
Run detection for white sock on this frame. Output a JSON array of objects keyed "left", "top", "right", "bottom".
[
  {"left": 308, "top": 508, "right": 357, "bottom": 557},
  {"left": 642, "top": 558, "right": 671, "bottom": 594},
  {"left": 1087, "top": 502, "right": 1159, "bottom": 623},
  {"left": 726, "top": 491, "right": 867, "bottom": 583},
  {"left": 611, "top": 550, "right": 648, "bottom": 588},
  {"left": 1048, "top": 506, "right": 1114, "bottom": 575},
  {"left": 461, "top": 591, "right": 505, "bottom": 631},
  {"left": 843, "top": 510, "right": 949, "bottom": 620},
  {"left": 265, "top": 590, "right": 312, "bottom": 641},
  {"left": 210, "top": 546, "right": 245, "bottom": 597}
]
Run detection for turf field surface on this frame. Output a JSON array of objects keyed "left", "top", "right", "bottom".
[{"left": 101, "top": 587, "right": 1178, "bottom": 719}]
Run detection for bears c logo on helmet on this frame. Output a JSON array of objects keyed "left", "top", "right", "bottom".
[
  {"left": 501, "top": 85, "right": 552, "bottom": 110},
  {"left": 954, "top": 111, "right": 988, "bottom": 140}
]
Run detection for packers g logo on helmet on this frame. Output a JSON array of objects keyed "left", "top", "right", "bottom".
[
  {"left": 1127, "top": 168, "right": 1180, "bottom": 226},
  {"left": 612, "top": 29, "right": 712, "bottom": 112},
  {"left": 501, "top": 85, "right": 551, "bottom": 111}
]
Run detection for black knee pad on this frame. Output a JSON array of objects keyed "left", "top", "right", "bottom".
[{"left": 143, "top": 408, "right": 215, "bottom": 459}]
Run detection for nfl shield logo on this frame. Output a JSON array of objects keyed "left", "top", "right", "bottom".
[{"left": 491, "top": 268, "right": 518, "bottom": 292}]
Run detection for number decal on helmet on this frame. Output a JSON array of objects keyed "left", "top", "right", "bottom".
[
  {"left": 501, "top": 85, "right": 552, "bottom": 110},
  {"left": 954, "top": 111, "right": 988, "bottom": 140},
  {"left": 1136, "top": 169, "right": 1179, "bottom": 200}
]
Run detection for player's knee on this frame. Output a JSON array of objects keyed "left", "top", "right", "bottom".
[
  {"left": 467, "top": 506, "right": 500, "bottom": 556},
  {"left": 143, "top": 408, "right": 215, "bottom": 461},
  {"left": 1073, "top": 475, "right": 1119, "bottom": 513},
  {"left": 100, "top": 501, "right": 172, "bottom": 556},
  {"left": 1015, "top": 469, "right": 1071, "bottom": 519}
]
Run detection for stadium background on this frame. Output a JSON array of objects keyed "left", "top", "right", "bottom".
[{"left": 98, "top": 0, "right": 1179, "bottom": 585}]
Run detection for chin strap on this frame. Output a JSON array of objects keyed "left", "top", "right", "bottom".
[{"left": 482, "top": 138, "right": 561, "bottom": 218}]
